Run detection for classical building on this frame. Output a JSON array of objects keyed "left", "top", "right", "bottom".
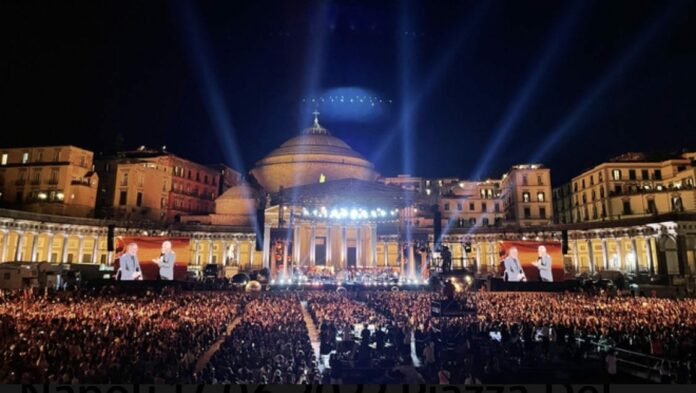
[
  {"left": 94, "top": 147, "right": 224, "bottom": 223},
  {"left": 0, "top": 117, "right": 694, "bottom": 289},
  {"left": 0, "top": 146, "right": 98, "bottom": 217},
  {"left": 553, "top": 152, "right": 696, "bottom": 224}
]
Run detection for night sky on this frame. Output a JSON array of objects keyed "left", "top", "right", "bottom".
[{"left": 3, "top": 0, "right": 695, "bottom": 184}]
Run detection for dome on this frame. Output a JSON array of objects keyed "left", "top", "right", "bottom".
[
  {"left": 211, "top": 183, "right": 260, "bottom": 225},
  {"left": 250, "top": 114, "right": 379, "bottom": 193}
]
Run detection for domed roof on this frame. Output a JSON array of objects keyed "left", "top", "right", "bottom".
[
  {"left": 218, "top": 183, "right": 259, "bottom": 200},
  {"left": 250, "top": 113, "right": 379, "bottom": 193}
]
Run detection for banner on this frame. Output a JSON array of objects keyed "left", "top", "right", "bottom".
[
  {"left": 498, "top": 240, "right": 564, "bottom": 282},
  {"left": 113, "top": 236, "right": 189, "bottom": 281}
]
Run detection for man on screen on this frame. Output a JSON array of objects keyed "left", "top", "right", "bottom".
[
  {"left": 118, "top": 243, "right": 143, "bottom": 280},
  {"left": 503, "top": 247, "right": 526, "bottom": 282},
  {"left": 532, "top": 245, "right": 554, "bottom": 282},
  {"left": 153, "top": 240, "right": 176, "bottom": 280}
]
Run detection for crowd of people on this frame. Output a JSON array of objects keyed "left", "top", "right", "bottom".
[
  {"left": 1, "top": 287, "right": 695, "bottom": 383},
  {"left": 198, "top": 293, "right": 320, "bottom": 384},
  {"left": 0, "top": 291, "right": 245, "bottom": 383}
]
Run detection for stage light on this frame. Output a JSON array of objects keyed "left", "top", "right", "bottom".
[
  {"left": 350, "top": 209, "right": 358, "bottom": 220},
  {"left": 312, "top": 209, "right": 318, "bottom": 216}
]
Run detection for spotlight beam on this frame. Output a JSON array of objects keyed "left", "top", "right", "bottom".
[
  {"left": 471, "top": 0, "right": 585, "bottom": 180},
  {"left": 530, "top": 1, "right": 685, "bottom": 163},
  {"left": 371, "top": 2, "right": 491, "bottom": 166}
]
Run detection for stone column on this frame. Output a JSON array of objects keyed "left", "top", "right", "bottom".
[
  {"left": 616, "top": 237, "right": 624, "bottom": 271},
  {"left": 293, "top": 225, "right": 301, "bottom": 271},
  {"left": 645, "top": 236, "right": 654, "bottom": 275},
  {"left": 30, "top": 232, "right": 39, "bottom": 262},
  {"left": 234, "top": 239, "right": 241, "bottom": 267},
  {"left": 475, "top": 241, "right": 482, "bottom": 273},
  {"left": 355, "top": 226, "right": 362, "bottom": 268},
  {"left": 460, "top": 242, "right": 467, "bottom": 269},
  {"left": 630, "top": 237, "right": 640, "bottom": 273},
  {"left": 14, "top": 230, "right": 25, "bottom": 261},
  {"left": 572, "top": 238, "right": 580, "bottom": 272},
  {"left": 586, "top": 237, "right": 595, "bottom": 274},
  {"left": 45, "top": 232, "right": 55, "bottom": 263},
  {"left": 207, "top": 239, "right": 214, "bottom": 264},
  {"left": 340, "top": 225, "right": 347, "bottom": 269},
  {"left": 245, "top": 239, "right": 253, "bottom": 270},
  {"left": 383, "top": 240, "right": 389, "bottom": 267},
  {"left": 370, "top": 224, "right": 377, "bottom": 268},
  {"left": 309, "top": 224, "right": 316, "bottom": 266},
  {"left": 221, "top": 239, "right": 228, "bottom": 266},
  {"left": 488, "top": 241, "right": 495, "bottom": 270},
  {"left": 601, "top": 238, "right": 609, "bottom": 271},
  {"left": 76, "top": 235, "right": 85, "bottom": 264},
  {"left": 326, "top": 225, "right": 332, "bottom": 268},
  {"left": 193, "top": 239, "right": 200, "bottom": 265},
  {"left": 399, "top": 240, "right": 405, "bottom": 275},
  {"left": 408, "top": 242, "right": 416, "bottom": 278},
  {"left": 262, "top": 225, "right": 271, "bottom": 270},
  {"left": 61, "top": 233, "right": 69, "bottom": 262},
  {"left": 0, "top": 230, "right": 9, "bottom": 262},
  {"left": 91, "top": 235, "right": 100, "bottom": 263}
]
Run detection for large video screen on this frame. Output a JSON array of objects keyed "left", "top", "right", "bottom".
[
  {"left": 498, "top": 240, "right": 563, "bottom": 282},
  {"left": 113, "top": 236, "right": 190, "bottom": 281}
]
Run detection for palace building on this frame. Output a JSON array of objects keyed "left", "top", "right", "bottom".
[{"left": 0, "top": 116, "right": 694, "bottom": 288}]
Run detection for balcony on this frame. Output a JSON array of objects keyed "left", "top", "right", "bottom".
[{"left": 15, "top": 179, "right": 26, "bottom": 186}]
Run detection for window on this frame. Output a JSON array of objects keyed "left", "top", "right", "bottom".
[
  {"left": 600, "top": 186, "right": 605, "bottom": 198},
  {"left": 49, "top": 169, "right": 59, "bottom": 184},
  {"left": 524, "top": 207, "right": 531, "bottom": 219},
  {"left": 482, "top": 203, "right": 487, "bottom": 212},
  {"left": 598, "top": 172, "right": 603, "bottom": 182},
  {"left": 582, "top": 179, "right": 586, "bottom": 189},
  {"left": 647, "top": 199, "right": 657, "bottom": 214},
  {"left": 196, "top": 172, "right": 200, "bottom": 181},
  {"left": 0, "top": 154, "right": 6, "bottom": 166},
  {"left": 611, "top": 169, "right": 621, "bottom": 180},
  {"left": 654, "top": 169, "right": 662, "bottom": 180},
  {"left": 119, "top": 191, "right": 127, "bottom": 206},
  {"left": 121, "top": 172, "right": 129, "bottom": 186},
  {"left": 672, "top": 196, "right": 683, "bottom": 212},
  {"left": 482, "top": 218, "right": 489, "bottom": 226},
  {"left": 590, "top": 176, "right": 594, "bottom": 186},
  {"left": 53, "top": 150, "right": 61, "bottom": 162},
  {"left": 444, "top": 203, "right": 450, "bottom": 211},
  {"left": 494, "top": 203, "right": 500, "bottom": 212},
  {"left": 622, "top": 201, "right": 631, "bottom": 215},
  {"left": 539, "top": 207, "right": 546, "bottom": 219},
  {"left": 522, "top": 192, "right": 530, "bottom": 202},
  {"left": 204, "top": 175, "right": 208, "bottom": 184},
  {"left": 457, "top": 203, "right": 462, "bottom": 211},
  {"left": 522, "top": 175, "right": 528, "bottom": 186},
  {"left": 537, "top": 192, "right": 545, "bottom": 202},
  {"left": 162, "top": 180, "right": 167, "bottom": 192},
  {"left": 136, "top": 192, "right": 143, "bottom": 207},
  {"left": 22, "top": 152, "right": 29, "bottom": 164},
  {"left": 614, "top": 184, "right": 622, "bottom": 194},
  {"left": 469, "top": 218, "right": 476, "bottom": 226},
  {"left": 640, "top": 169, "right": 648, "bottom": 180},
  {"left": 591, "top": 190, "right": 595, "bottom": 201},
  {"left": 188, "top": 170, "right": 192, "bottom": 179},
  {"left": 161, "top": 198, "right": 167, "bottom": 208},
  {"left": 537, "top": 175, "right": 543, "bottom": 185},
  {"left": 629, "top": 169, "right": 636, "bottom": 180},
  {"left": 573, "top": 183, "right": 578, "bottom": 192},
  {"left": 469, "top": 203, "right": 475, "bottom": 211}
]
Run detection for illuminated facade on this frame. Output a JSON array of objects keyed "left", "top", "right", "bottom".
[
  {"left": 553, "top": 152, "right": 696, "bottom": 224},
  {"left": 0, "top": 146, "right": 98, "bottom": 217},
  {"left": 95, "top": 148, "right": 226, "bottom": 223}
]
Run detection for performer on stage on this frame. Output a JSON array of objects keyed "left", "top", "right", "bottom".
[
  {"left": 117, "top": 242, "right": 143, "bottom": 280},
  {"left": 153, "top": 240, "right": 176, "bottom": 280},
  {"left": 503, "top": 247, "right": 526, "bottom": 282},
  {"left": 532, "top": 245, "right": 553, "bottom": 282}
]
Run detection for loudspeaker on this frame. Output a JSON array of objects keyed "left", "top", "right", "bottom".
[
  {"left": 255, "top": 209, "right": 265, "bottom": 251},
  {"left": 561, "top": 230, "right": 568, "bottom": 254},
  {"left": 107, "top": 224, "right": 115, "bottom": 252}
]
